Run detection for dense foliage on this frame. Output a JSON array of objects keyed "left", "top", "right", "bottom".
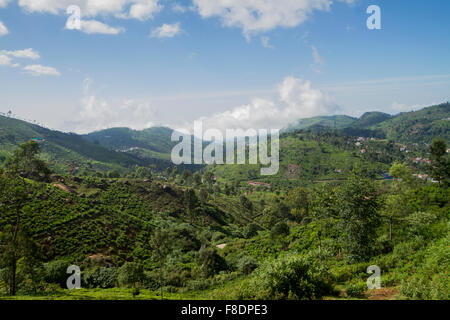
[{"left": 0, "top": 105, "right": 449, "bottom": 300}]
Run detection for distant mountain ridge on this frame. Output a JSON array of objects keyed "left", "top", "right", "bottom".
[
  {"left": 286, "top": 115, "right": 357, "bottom": 131},
  {"left": 0, "top": 115, "right": 172, "bottom": 174},
  {"left": 82, "top": 127, "right": 176, "bottom": 160},
  {"left": 287, "top": 103, "right": 449, "bottom": 143},
  {"left": 1, "top": 103, "right": 448, "bottom": 175}
]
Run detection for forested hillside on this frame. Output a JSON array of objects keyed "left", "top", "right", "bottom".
[
  {"left": 287, "top": 103, "right": 450, "bottom": 144},
  {"left": 0, "top": 105, "right": 448, "bottom": 300},
  {"left": 83, "top": 127, "right": 176, "bottom": 161},
  {"left": 370, "top": 103, "right": 450, "bottom": 144},
  {"left": 0, "top": 116, "right": 173, "bottom": 175}
]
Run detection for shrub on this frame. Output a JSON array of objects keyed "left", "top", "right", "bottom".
[
  {"left": 84, "top": 267, "right": 118, "bottom": 289},
  {"left": 245, "top": 223, "right": 259, "bottom": 238},
  {"left": 195, "top": 246, "right": 227, "bottom": 278},
  {"left": 400, "top": 273, "right": 449, "bottom": 300},
  {"left": 404, "top": 211, "right": 437, "bottom": 238},
  {"left": 400, "top": 235, "right": 450, "bottom": 299},
  {"left": 118, "top": 262, "right": 145, "bottom": 288},
  {"left": 43, "top": 260, "right": 72, "bottom": 288},
  {"left": 211, "top": 232, "right": 226, "bottom": 244},
  {"left": 345, "top": 282, "right": 366, "bottom": 298},
  {"left": 250, "top": 254, "right": 332, "bottom": 300},
  {"left": 270, "top": 222, "right": 290, "bottom": 239},
  {"left": 236, "top": 256, "right": 258, "bottom": 275}
]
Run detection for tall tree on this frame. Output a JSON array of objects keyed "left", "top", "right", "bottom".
[
  {"left": 384, "top": 163, "right": 415, "bottom": 242},
  {"left": 182, "top": 170, "right": 192, "bottom": 185},
  {"left": 429, "top": 138, "right": 449, "bottom": 187},
  {"left": 286, "top": 187, "right": 310, "bottom": 222},
  {"left": 6, "top": 141, "right": 51, "bottom": 182},
  {"left": 184, "top": 188, "right": 200, "bottom": 223},
  {"left": 0, "top": 225, "right": 40, "bottom": 296},
  {"left": 338, "top": 171, "right": 381, "bottom": 262},
  {"left": 203, "top": 171, "right": 215, "bottom": 188},
  {"left": 192, "top": 172, "right": 202, "bottom": 186},
  {"left": 311, "top": 184, "right": 339, "bottom": 253},
  {"left": 150, "top": 228, "right": 170, "bottom": 300}
]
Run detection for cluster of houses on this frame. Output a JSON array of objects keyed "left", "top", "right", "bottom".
[
  {"left": 355, "top": 137, "right": 374, "bottom": 154},
  {"left": 117, "top": 147, "right": 140, "bottom": 153},
  {"left": 412, "top": 157, "right": 432, "bottom": 164},
  {"left": 412, "top": 173, "right": 439, "bottom": 183}
]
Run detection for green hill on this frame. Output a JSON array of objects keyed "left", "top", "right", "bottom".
[
  {"left": 1, "top": 103, "right": 448, "bottom": 178},
  {"left": 207, "top": 129, "right": 413, "bottom": 188},
  {"left": 286, "top": 115, "right": 357, "bottom": 131},
  {"left": 82, "top": 127, "right": 176, "bottom": 161},
  {"left": 352, "top": 111, "right": 392, "bottom": 128},
  {"left": 370, "top": 102, "right": 450, "bottom": 144},
  {"left": 0, "top": 116, "right": 170, "bottom": 174},
  {"left": 287, "top": 103, "right": 450, "bottom": 144}
]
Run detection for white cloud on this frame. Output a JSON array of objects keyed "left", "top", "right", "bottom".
[
  {"left": 196, "top": 77, "right": 338, "bottom": 132},
  {"left": 17, "top": 0, "right": 162, "bottom": 20},
  {"left": 0, "top": 54, "right": 12, "bottom": 66},
  {"left": 172, "top": 3, "right": 187, "bottom": 13},
  {"left": 311, "top": 45, "right": 325, "bottom": 65},
  {"left": 0, "top": 0, "right": 11, "bottom": 8},
  {"left": 261, "top": 36, "right": 274, "bottom": 49},
  {"left": 79, "top": 20, "right": 125, "bottom": 35},
  {"left": 193, "top": 0, "right": 335, "bottom": 37},
  {"left": 150, "top": 22, "right": 182, "bottom": 38},
  {"left": 23, "top": 64, "right": 61, "bottom": 76},
  {"left": 127, "top": 0, "right": 162, "bottom": 20},
  {"left": 0, "top": 21, "right": 8, "bottom": 36},
  {"left": 72, "top": 78, "right": 157, "bottom": 133},
  {"left": 1, "top": 48, "right": 40, "bottom": 59}
]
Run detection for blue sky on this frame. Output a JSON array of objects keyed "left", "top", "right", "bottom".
[{"left": 0, "top": 0, "right": 449, "bottom": 133}]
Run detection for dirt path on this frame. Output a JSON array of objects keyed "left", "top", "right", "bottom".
[
  {"left": 367, "top": 287, "right": 401, "bottom": 300},
  {"left": 52, "top": 183, "right": 74, "bottom": 193}
]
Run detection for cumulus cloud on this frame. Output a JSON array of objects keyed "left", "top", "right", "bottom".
[
  {"left": 1, "top": 48, "right": 40, "bottom": 59},
  {"left": 71, "top": 78, "right": 157, "bottom": 133},
  {"left": 68, "top": 76, "right": 339, "bottom": 133},
  {"left": 1, "top": 48, "right": 59, "bottom": 75},
  {"left": 17, "top": 0, "right": 162, "bottom": 20},
  {"left": 0, "top": 0, "right": 11, "bottom": 8},
  {"left": 193, "top": 0, "right": 334, "bottom": 37},
  {"left": 23, "top": 64, "right": 61, "bottom": 76},
  {"left": 79, "top": 20, "right": 125, "bottom": 35},
  {"left": 150, "top": 22, "right": 182, "bottom": 38},
  {"left": 0, "top": 54, "right": 12, "bottom": 66},
  {"left": 126, "top": 0, "right": 162, "bottom": 20},
  {"left": 0, "top": 21, "right": 8, "bottom": 36},
  {"left": 196, "top": 77, "right": 338, "bottom": 132}
]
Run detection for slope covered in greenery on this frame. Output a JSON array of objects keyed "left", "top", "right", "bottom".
[
  {"left": 207, "top": 129, "right": 418, "bottom": 189},
  {"left": 286, "top": 103, "right": 450, "bottom": 144},
  {"left": 0, "top": 116, "right": 173, "bottom": 174},
  {"left": 83, "top": 127, "right": 176, "bottom": 161},
  {"left": 286, "top": 115, "right": 357, "bottom": 131},
  {"left": 0, "top": 104, "right": 448, "bottom": 301},
  {"left": 370, "top": 103, "right": 450, "bottom": 144},
  {"left": 0, "top": 138, "right": 448, "bottom": 300}
]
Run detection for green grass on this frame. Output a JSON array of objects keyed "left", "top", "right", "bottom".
[{"left": 0, "top": 288, "right": 207, "bottom": 300}]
